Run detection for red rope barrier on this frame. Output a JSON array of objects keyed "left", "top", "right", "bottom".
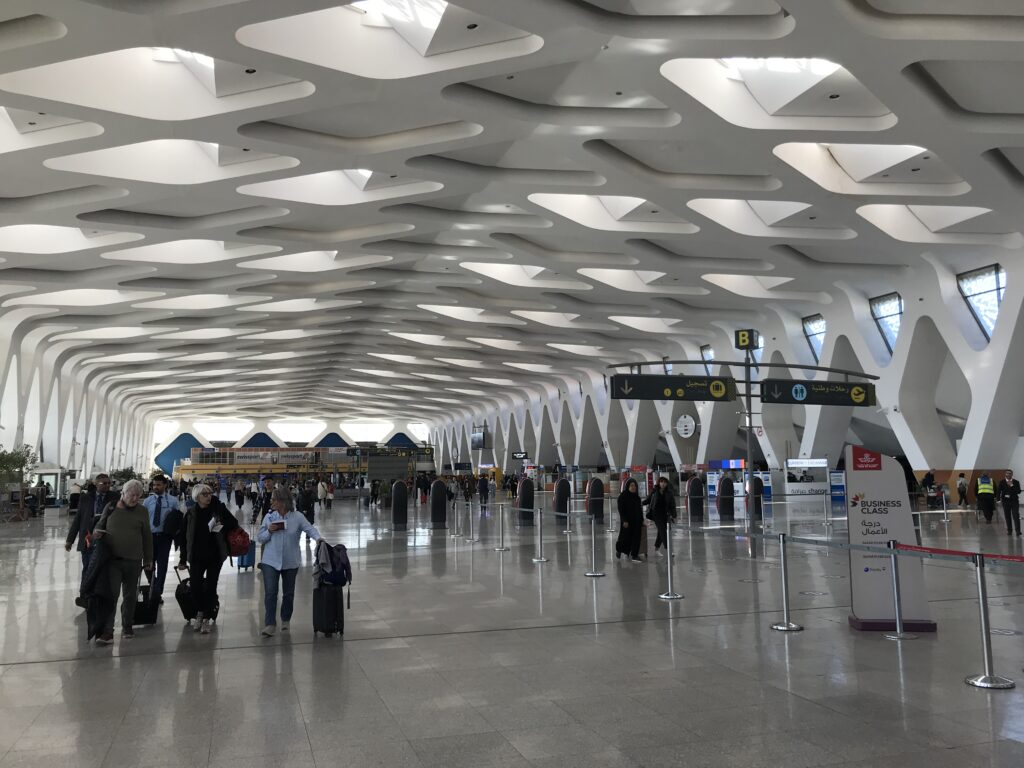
[{"left": 895, "top": 542, "right": 1024, "bottom": 563}]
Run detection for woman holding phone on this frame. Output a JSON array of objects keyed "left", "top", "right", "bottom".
[{"left": 257, "top": 486, "right": 321, "bottom": 637}]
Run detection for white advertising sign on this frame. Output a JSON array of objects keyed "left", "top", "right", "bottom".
[{"left": 845, "top": 446, "right": 934, "bottom": 630}]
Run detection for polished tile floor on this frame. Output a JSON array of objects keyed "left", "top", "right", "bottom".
[{"left": 0, "top": 495, "right": 1022, "bottom": 767}]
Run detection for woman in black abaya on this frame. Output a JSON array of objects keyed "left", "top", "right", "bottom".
[{"left": 615, "top": 478, "right": 644, "bottom": 562}]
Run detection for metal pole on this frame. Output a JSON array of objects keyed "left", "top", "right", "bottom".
[
  {"left": 563, "top": 496, "right": 573, "bottom": 534},
  {"left": 605, "top": 495, "right": 615, "bottom": 533},
  {"left": 744, "top": 349, "right": 754, "bottom": 516},
  {"left": 965, "top": 554, "right": 1015, "bottom": 689},
  {"left": 823, "top": 491, "right": 832, "bottom": 527},
  {"left": 464, "top": 500, "right": 478, "bottom": 543},
  {"left": 942, "top": 490, "right": 949, "bottom": 524},
  {"left": 658, "top": 519, "right": 683, "bottom": 600},
  {"left": 884, "top": 540, "right": 916, "bottom": 641},
  {"left": 771, "top": 533, "right": 802, "bottom": 631},
  {"left": 450, "top": 496, "right": 461, "bottom": 538},
  {"left": 532, "top": 506, "right": 548, "bottom": 563},
  {"left": 584, "top": 508, "right": 605, "bottom": 577},
  {"left": 494, "top": 503, "right": 509, "bottom": 552}
]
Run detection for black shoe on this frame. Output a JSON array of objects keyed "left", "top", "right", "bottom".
[{"left": 74, "top": 596, "right": 85, "bottom": 608}]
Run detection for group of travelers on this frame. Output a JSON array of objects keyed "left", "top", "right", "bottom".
[
  {"left": 65, "top": 471, "right": 332, "bottom": 645},
  {"left": 614, "top": 476, "right": 678, "bottom": 562},
  {"left": 974, "top": 470, "right": 1022, "bottom": 536}
]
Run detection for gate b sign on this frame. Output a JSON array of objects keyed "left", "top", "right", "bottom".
[{"left": 735, "top": 329, "right": 760, "bottom": 351}]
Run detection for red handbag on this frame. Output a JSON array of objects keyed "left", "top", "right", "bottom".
[{"left": 226, "top": 527, "right": 251, "bottom": 557}]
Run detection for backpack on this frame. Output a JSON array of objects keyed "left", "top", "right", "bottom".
[
  {"left": 320, "top": 542, "right": 352, "bottom": 587},
  {"left": 226, "top": 526, "right": 251, "bottom": 557}
]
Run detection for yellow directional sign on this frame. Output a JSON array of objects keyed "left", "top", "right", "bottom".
[{"left": 611, "top": 374, "right": 737, "bottom": 402}]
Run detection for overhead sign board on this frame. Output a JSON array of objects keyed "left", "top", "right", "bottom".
[
  {"left": 786, "top": 458, "right": 829, "bottom": 469},
  {"left": 511, "top": 451, "right": 528, "bottom": 460},
  {"left": 761, "top": 379, "right": 876, "bottom": 407},
  {"left": 734, "top": 328, "right": 760, "bottom": 350},
  {"left": 611, "top": 374, "right": 736, "bottom": 402}
]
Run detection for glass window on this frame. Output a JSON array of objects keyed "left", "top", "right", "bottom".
[
  {"left": 957, "top": 264, "right": 1006, "bottom": 341},
  {"left": 752, "top": 334, "right": 765, "bottom": 366},
  {"left": 700, "top": 344, "right": 714, "bottom": 375},
  {"left": 802, "top": 314, "right": 826, "bottom": 362},
  {"left": 869, "top": 292, "right": 903, "bottom": 354}
]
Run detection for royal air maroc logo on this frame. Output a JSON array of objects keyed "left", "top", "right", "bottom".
[{"left": 849, "top": 493, "right": 862, "bottom": 508}]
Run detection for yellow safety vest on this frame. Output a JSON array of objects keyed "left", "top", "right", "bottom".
[{"left": 977, "top": 479, "right": 993, "bottom": 495}]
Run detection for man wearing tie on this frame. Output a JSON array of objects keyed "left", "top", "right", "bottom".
[{"left": 143, "top": 474, "right": 181, "bottom": 604}]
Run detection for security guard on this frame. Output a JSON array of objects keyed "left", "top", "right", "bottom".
[{"left": 976, "top": 472, "right": 995, "bottom": 524}]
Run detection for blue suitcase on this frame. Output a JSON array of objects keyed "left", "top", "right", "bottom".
[{"left": 234, "top": 541, "right": 257, "bottom": 571}]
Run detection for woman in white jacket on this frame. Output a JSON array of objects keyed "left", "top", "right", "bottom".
[{"left": 257, "top": 486, "right": 320, "bottom": 636}]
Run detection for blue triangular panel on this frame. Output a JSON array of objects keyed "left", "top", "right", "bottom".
[
  {"left": 315, "top": 432, "right": 349, "bottom": 448},
  {"left": 154, "top": 433, "right": 203, "bottom": 475},
  {"left": 241, "top": 432, "right": 279, "bottom": 448}
]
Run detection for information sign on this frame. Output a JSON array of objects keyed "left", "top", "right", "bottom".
[
  {"left": 611, "top": 374, "right": 736, "bottom": 402},
  {"left": 761, "top": 379, "right": 876, "bottom": 407}
]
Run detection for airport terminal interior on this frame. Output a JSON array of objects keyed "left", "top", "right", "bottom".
[{"left": 1, "top": 0, "right": 1024, "bottom": 766}]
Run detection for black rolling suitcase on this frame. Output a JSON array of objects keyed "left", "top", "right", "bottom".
[
  {"left": 312, "top": 584, "right": 346, "bottom": 637},
  {"left": 174, "top": 567, "right": 220, "bottom": 625},
  {"left": 133, "top": 573, "right": 159, "bottom": 626}
]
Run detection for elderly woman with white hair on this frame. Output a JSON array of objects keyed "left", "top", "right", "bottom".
[
  {"left": 92, "top": 478, "right": 153, "bottom": 644},
  {"left": 176, "top": 482, "right": 239, "bottom": 634}
]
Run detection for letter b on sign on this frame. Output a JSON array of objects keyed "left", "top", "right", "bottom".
[{"left": 735, "top": 329, "right": 759, "bottom": 351}]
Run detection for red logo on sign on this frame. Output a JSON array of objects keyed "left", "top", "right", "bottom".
[{"left": 852, "top": 446, "right": 882, "bottom": 471}]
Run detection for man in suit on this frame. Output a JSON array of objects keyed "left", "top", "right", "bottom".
[{"left": 65, "top": 473, "right": 118, "bottom": 605}]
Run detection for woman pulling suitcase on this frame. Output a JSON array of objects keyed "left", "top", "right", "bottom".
[
  {"left": 257, "top": 486, "right": 321, "bottom": 637},
  {"left": 177, "top": 483, "right": 239, "bottom": 634}
]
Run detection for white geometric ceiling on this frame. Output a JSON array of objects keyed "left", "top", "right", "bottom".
[{"left": 2, "top": 0, "right": 1023, "bottom": 421}]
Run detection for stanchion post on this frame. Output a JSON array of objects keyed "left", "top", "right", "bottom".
[
  {"left": 770, "top": 533, "right": 802, "bottom": 631},
  {"left": 563, "top": 497, "right": 573, "bottom": 534},
  {"left": 658, "top": 519, "right": 683, "bottom": 600},
  {"left": 942, "top": 491, "right": 949, "bottom": 524},
  {"left": 823, "top": 492, "right": 832, "bottom": 527},
  {"left": 494, "top": 503, "right": 509, "bottom": 552},
  {"left": 605, "top": 495, "right": 615, "bottom": 533},
  {"left": 450, "top": 498, "right": 461, "bottom": 538},
  {"left": 965, "top": 553, "right": 1015, "bottom": 689},
  {"left": 464, "top": 500, "right": 478, "bottom": 543},
  {"left": 884, "top": 540, "right": 916, "bottom": 641},
  {"left": 584, "top": 508, "right": 605, "bottom": 578},
  {"left": 532, "top": 506, "right": 548, "bottom": 563}
]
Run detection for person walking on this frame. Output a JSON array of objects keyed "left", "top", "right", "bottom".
[
  {"left": 257, "top": 486, "right": 321, "bottom": 636},
  {"left": 65, "top": 473, "right": 118, "bottom": 604},
  {"left": 142, "top": 474, "right": 181, "bottom": 605},
  {"left": 477, "top": 474, "right": 489, "bottom": 510},
  {"left": 615, "top": 478, "right": 644, "bottom": 562},
  {"left": 317, "top": 478, "right": 329, "bottom": 513},
  {"left": 996, "top": 469, "right": 1022, "bottom": 537},
  {"left": 91, "top": 479, "right": 153, "bottom": 644},
  {"left": 956, "top": 473, "right": 969, "bottom": 507},
  {"left": 644, "top": 476, "right": 677, "bottom": 554},
  {"left": 233, "top": 478, "right": 246, "bottom": 515},
  {"left": 976, "top": 472, "right": 995, "bottom": 524},
  {"left": 252, "top": 476, "right": 274, "bottom": 525},
  {"left": 177, "top": 483, "right": 239, "bottom": 633}
]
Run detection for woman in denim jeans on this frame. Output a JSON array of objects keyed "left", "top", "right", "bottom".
[{"left": 257, "top": 486, "right": 320, "bottom": 636}]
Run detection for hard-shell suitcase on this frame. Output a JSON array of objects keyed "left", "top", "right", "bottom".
[
  {"left": 133, "top": 575, "right": 159, "bottom": 626},
  {"left": 312, "top": 584, "right": 345, "bottom": 637},
  {"left": 234, "top": 541, "right": 256, "bottom": 570}
]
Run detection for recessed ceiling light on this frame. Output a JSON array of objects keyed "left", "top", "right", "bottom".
[
  {"left": 828, "top": 93, "right": 840, "bottom": 99},
  {"left": 466, "top": 23, "right": 478, "bottom": 29},
  {"left": 245, "top": 68, "right": 256, "bottom": 74}
]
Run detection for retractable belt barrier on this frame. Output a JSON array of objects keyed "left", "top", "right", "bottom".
[{"left": 670, "top": 515, "right": 1023, "bottom": 690}]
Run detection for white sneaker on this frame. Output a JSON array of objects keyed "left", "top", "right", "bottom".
[
  {"left": 200, "top": 619, "right": 211, "bottom": 634},
  {"left": 261, "top": 625, "right": 276, "bottom": 637},
  {"left": 280, "top": 622, "right": 289, "bottom": 632},
  {"left": 192, "top": 613, "right": 204, "bottom": 632}
]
